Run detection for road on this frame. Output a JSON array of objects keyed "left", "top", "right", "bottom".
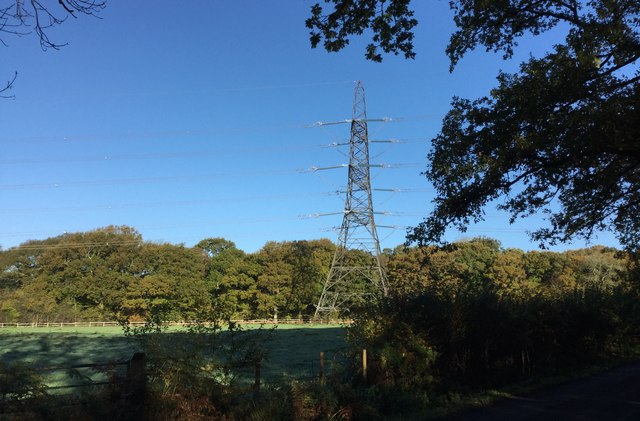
[{"left": 454, "top": 361, "right": 640, "bottom": 420}]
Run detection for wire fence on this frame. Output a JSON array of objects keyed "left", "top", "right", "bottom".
[
  {"left": 0, "top": 352, "right": 147, "bottom": 418},
  {"left": 39, "top": 360, "right": 130, "bottom": 392},
  {"left": 1, "top": 347, "right": 357, "bottom": 418}
]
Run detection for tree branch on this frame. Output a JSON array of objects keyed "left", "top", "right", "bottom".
[
  {"left": 58, "top": 0, "right": 75, "bottom": 17},
  {"left": 0, "top": 71, "right": 17, "bottom": 99}
]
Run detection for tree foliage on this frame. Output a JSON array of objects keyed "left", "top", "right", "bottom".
[
  {"left": 0, "top": 226, "right": 211, "bottom": 323},
  {"left": 418, "top": 1, "right": 639, "bottom": 250},
  {"left": 351, "top": 240, "right": 639, "bottom": 394},
  {"left": 306, "top": 0, "right": 418, "bottom": 62},
  {"left": 2, "top": 229, "right": 639, "bottom": 417},
  {"left": 306, "top": 1, "right": 639, "bottom": 251},
  {"left": 1, "top": 229, "right": 634, "bottom": 326}
]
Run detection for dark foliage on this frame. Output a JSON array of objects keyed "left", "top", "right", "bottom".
[
  {"left": 349, "top": 279, "right": 640, "bottom": 395},
  {"left": 304, "top": 1, "right": 640, "bottom": 251},
  {"left": 413, "top": 0, "right": 639, "bottom": 250},
  {"left": 306, "top": 0, "right": 418, "bottom": 62}
]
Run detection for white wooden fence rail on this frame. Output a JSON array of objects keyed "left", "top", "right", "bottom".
[{"left": 0, "top": 319, "right": 350, "bottom": 328}]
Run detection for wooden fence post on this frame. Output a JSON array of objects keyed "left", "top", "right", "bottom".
[
  {"left": 126, "top": 352, "right": 147, "bottom": 416},
  {"left": 253, "top": 360, "right": 261, "bottom": 400},
  {"left": 319, "top": 351, "right": 325, "bottom": 384},
  {"left": 362, "top": 349, "right": 367, "bottom": 385}
]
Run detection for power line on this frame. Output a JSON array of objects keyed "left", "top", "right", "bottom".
[
  {"left": 0, "top": 169, "right": 298, "bottom": 190},
  {"left": 13, "top": 240, "right": 145, "bottom": 251},
  {"left": 50, "top": 80, "right": 358, "bottom": 102},
  {"left": 0, "top": 116, "right": 438, "bottom": 146},
  {"left": 0, "top": 144, "right": 320, "bottom": 165},
  {"left": 0, "top": 160, "right": 427, "bottom": 190},
  {"left": 0, "top": 192, "right": 335, "bottom": 214},
  {"left": 302, "top": 162, "right": 423, "bottom": 173},
  {"left": 0, "top": 214, "right": 307, "bottom": 241},
  {"left": 320, "top": 137, "right": 431, "bottom": 147},
  {"left": 3, "top": 225, "right": 348, "bottom": 253},
  {"left": 0, "top": 123, "right": 309, "bottom": 145},
  {"left": 1, "top": 137, "right": 428, "bottom": 166}
]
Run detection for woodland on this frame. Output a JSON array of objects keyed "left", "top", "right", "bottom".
[
  {"left": 2, "top": 226, "right": 640, "bottom": 418},
  {"left": 1, "top": 0, "right": 638, "bottom": 418},
  {"left": 0, "top": 225, "right": 633, "bottom": 325}
]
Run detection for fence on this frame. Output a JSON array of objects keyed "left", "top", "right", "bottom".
[
  {"left": 0, "top": 319, "right": 351, "bottom": 329},
  {"left": 0, "top": 352, "right": 147, "bottom": 418},
  {"left": 0, "top": 321, "right": 123, "bottom": 328},
  {"left": 2, "top": 347, "right": 369, "bottom": 417}
]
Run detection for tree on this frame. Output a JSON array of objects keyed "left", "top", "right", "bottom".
[
  {"left": 288, "top": 239, "right": 334, "bottom": 317},
  {"left": 254, "top": 242, "right": 293, "bottom": 320},
  {"left": 523, "top": 250, "right": 570, "bottom": 294},
  {"left": 306, "top": 0, "right": 418, "bottom": 62},
  {"left": 308, "top": 1, "right": 640, "bottom": 251},
  {"left": 427, "top": 237, "right": 501, "bottom": 296},
  {"left": 386, "top": 245, "right": 432, "bottom": 297},
  {"left": 196, "top": 238, "right": 260, "bottom": 319},
  {"left": 253, "top": 239, "right": 335, "bottom": 319},
  {"left": 122, "top": 242, "right": 209, "bottom": 323},
  {"left": 564, "top": 246, "right": 628, "bottom": 292},
  {"left": 412, "top": 0, "right": 640, "bottom": 249},
  {"left": 1, "top": 0, "right": 105, "bottom": 95},
  {"left": 196, "top": 237, "right": 239, "bottom": 259},
  {"left": 486, "top": 248, "right": 537, "bottom": 299}
]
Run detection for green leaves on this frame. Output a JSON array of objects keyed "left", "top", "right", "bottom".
[
  {"left": 306, "top": 0, "right": 418, "bottom": 62},
  {"left": 304, "top": 0, "right": 639, "bottom": 251},
  {"left": 414, "top": 4, "right": 640, "bottom": 249},
  {"left": 447, "top": 0, "right": 565, "bottom": 70},
  {"left": 349, "top": 241, "right": 637, "bottom": 393}
]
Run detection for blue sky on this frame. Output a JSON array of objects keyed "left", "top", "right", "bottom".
[{"left": 0, "top": 1, "right": 620, "bottom": 253}]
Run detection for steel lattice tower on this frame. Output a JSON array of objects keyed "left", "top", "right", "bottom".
[{"left": 314, "top": 81, "right": 388, "bottom": 319}]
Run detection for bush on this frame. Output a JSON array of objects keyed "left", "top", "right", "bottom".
[
  {"left": 0, "top": 361, "right": 47, "bottom": 417},
  {"left": 346, "top": 282, "right": 640, "bottom": 395}
]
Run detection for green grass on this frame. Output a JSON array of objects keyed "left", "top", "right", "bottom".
[
  {"left": 0, "top": 324, "right": 348, "bottom": 389},
  {"left": 253, "top": 326, "right": 348, "bottom": 382},
  {"left": 0, "top": 330, "right": 137, "bottom": 366},
  {"left": 0, "top": 328, "right": 139, "bottom": 391}
]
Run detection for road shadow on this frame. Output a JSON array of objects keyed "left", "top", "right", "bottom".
[{"left": 454, "top": 361, "right": 640, "bottom": 420}]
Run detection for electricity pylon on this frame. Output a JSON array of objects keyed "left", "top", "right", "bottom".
[{"left": 314, "top": 81, "right": 388, "bottom": 319}]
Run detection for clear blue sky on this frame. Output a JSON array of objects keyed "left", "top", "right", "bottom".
[{"left": 0, "top": 1, "right": 620, "bottom": 253}]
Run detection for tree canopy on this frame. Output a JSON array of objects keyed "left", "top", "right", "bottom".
[
  {"left": 1, "top": 227, "right": 632, "bottom": 324},
  {"left": 306, "top": 0, "right": 418, "bottom": 62},
  {"left": 308, "top": 0, "right": 640, "bottom": 251}
]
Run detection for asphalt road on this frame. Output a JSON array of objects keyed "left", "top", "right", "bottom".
[{"left": 454, "top": 361, "right": 640, "bottom": 420}]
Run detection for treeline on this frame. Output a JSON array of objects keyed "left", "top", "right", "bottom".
[
  {"left": 2, "top": 228, "right": 640, "bottom": 418},
  {"left": 0, "top": 226, "right": 335, "bottom": 324},
  {"left": 349, "top": 237, "right": 640, "bottom": 400},
  {"left": 0, "top": 227, "right": 634, "bottom": 329},
  {"left": 274, "top": 239, "right": 640, "bottom": 419}
]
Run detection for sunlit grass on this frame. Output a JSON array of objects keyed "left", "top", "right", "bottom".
[{"left": 0, "top": 324, "right": 348, "bottom": 387}]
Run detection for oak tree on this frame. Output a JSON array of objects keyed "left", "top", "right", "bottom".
[
  {"left": 308, "top": 0, "right": 640, "bottom": 251},
  {"left": 306, "top": 0, "right": 418, "bottom": 62}
]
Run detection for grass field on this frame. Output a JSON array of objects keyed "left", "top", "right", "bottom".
[{"left": 0, "top": 324, "right": 348, "bottom": 389}]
